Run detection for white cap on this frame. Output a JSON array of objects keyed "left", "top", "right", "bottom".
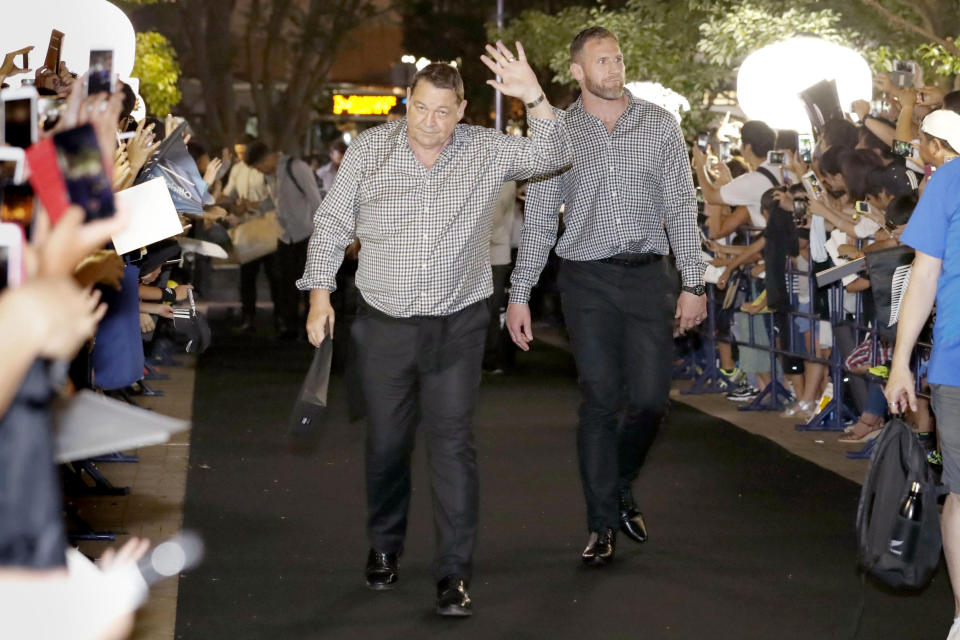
[{"left": 920, "top": 109, "right": 960, "bottom": 153}]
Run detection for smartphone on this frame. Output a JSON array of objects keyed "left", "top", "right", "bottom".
[
  {"left": 696, "top": 132, "right": 708, "bottom": 153},
  {"left": 117, "top": 131, "right": 137, "bottom": 141},
  {"left": 25, "top": 137, "right": 70, "bottom": 226},
  {"left": 52, "top": 124, "right": 115, "bottom": 221},
  {"left": 767, "top": 150, "right": 785, "bottom": 165},
  {"left": 44, "top": 29, "right": 65, "bottom": 72},
  {"left": 797, "top": 133, "right": 814, "bottom": 164},
  {"left": 801, "top": 170, "right": 823, "bottom": 200},
  {"left": 793, "top": 198, "right": 808, "bottom": 224},
  {"left": 21, "top": 51, "right": 28, "bottom": 71},
  {"left": 1, "top": 86, "right": 38, "bottom": 148},
  {"left": 855, "top": 200, "right": 871, "bottom": 216},
  {"left": 0, "top": 147, "right": 26, "bottom": 184},
  {"left": 1, "top": 183, "right": 35, "bottom": 236},
  {"left": 890, "top": 59, "right": 915, "bottom": 89},
  {"left": 892, "top": 139, "right": 913, "bottom": 158},
  {"left": 87, "top": 49, "right": 115, "bottom": 96},
  {"left": 0, "top": 222, "right": 25, "bottom": 291},
  {"left": 37, "top": 96, "right": 64, "bottom": 132}
]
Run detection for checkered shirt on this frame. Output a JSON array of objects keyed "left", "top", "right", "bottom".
[
  {"left": 297, "top": 116, "right": 570, "bottom": 318},
  {"left": 509, "top": 90, "right": 706, "bottom": 304}
]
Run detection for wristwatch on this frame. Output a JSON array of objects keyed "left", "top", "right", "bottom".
[{"left": 682, "top": 284, "right": 706, "bottom": 296}]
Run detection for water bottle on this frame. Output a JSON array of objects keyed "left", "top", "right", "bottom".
[{"left": 888, "top": 481, "right": 922, "bottom": 562}]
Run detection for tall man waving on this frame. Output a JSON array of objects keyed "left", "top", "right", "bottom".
[
  {"left": 297, "top": 42, "right": 569, "bottom": 616},
  {"left": 507, "top": 27, "right": 706, "bottom": 566}
]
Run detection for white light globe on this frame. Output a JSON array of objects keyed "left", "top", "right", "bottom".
[
  {"left": 736, "top": 36, "right": 872, "bottom": 133},
  {"left": 0, "top": 0, "right": 136, "bottom": 83},
  {"left": 625, "top": 81, "right": 690, "bottom": 124}
]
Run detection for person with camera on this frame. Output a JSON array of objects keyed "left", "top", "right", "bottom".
[
  {"left": 298, "top": 42, "right": 568, "bottom": 616},
  {"left": 694, "top": 120, "right": 781, "bottom": 401},
  {"left": 506, "top": 27, "right": 705, "bottom": 567}
]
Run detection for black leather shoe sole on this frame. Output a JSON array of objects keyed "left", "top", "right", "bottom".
[
  {"left": 365, "top": 575, "right": 397, "bottom": 591},
  {"left": 436, "top": 603, "right": 473, "bottom": 617},
  {"left": 581, "top": 554, "right": 613, "bottom": 567}
]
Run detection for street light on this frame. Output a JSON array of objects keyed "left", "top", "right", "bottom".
[{"left": 737, "top": 35, "right": 872, "bottom": 133}]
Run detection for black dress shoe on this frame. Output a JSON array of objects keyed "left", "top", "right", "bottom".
[
  {"left": 619, "top": 487, "right": 648, "bottom": 543},
  {"left": 364, "top": 549, "right": 399, "bottom": 590},
  {"left": 436, "top": 575, "right": 472, "bottom": 617},
  {"left": 581, "top": 527, "right": 616, "bottom": 567}
]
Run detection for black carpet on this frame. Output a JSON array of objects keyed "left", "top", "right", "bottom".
[{"left": 176, "top": 318, "right": 954, "bottom": 639}]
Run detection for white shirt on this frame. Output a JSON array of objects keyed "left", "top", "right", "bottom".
[{"left": 718, "top": 160, "right": 783, "bottom": 229}]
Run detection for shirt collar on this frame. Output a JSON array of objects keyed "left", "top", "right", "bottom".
[{"left": 569, "top": 86, "right": 637, "bottom": 115}]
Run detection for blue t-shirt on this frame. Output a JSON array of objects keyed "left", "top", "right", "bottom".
[{"left": 901, "top": 158, "right": 960, "bottom": 386}]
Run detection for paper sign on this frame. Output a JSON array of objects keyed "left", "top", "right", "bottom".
[{"left": 111, "top": 177, "right": 184, "bottom": 254}]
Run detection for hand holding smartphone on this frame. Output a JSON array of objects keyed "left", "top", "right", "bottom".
[
  {"left": 87, "top": 50, "right": 115, "bottom": 96},
  {"left": 1, "top": 86, "right": 38, "bottom": 148}
]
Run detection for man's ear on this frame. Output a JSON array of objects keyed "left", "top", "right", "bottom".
[
  {"left": 570, "top": 61, "right": 584, "bottom": 84},
  {"left": 457, "top": 99, "right": 468, "bottom": 121}
]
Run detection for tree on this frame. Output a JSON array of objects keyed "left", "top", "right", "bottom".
[
  {"left": 398, "top": 0, "right": 620, "bottom": 125},
  {"left": 495, "top": 0, "right": 960, "bottom": 134},
  {"left": 131, "top": 31, "right": 182, "bottom": 116},
  {"left": 125, "top": 0, "right": 379, "bottom": 152}
]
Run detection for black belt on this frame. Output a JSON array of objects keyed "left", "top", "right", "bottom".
[{"left": 597, "top": 253, "right": 664, "bottom": 267}]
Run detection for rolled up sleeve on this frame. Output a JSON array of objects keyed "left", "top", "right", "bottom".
[
  {"left": 499, "top": 110, "right": 571, "bottom": 183},
  {"left": 660, "top": 115, "right": 706, "bottom": 288},
  {"left": 296, "top": 137, "right": 365, "bottom": 292}
]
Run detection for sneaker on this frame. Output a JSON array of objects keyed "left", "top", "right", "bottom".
[{"left": 726, "top": 383, "right": 760, "bottom": 402}]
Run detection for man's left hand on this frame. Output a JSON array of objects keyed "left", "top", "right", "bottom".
[
  {"left": 675, "top": 290, "right": 707, "bottom": 334},
  {"left": 480, "top": 40, "right": 541, "bottom": 104}
]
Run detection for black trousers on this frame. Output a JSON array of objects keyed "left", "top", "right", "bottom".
[
  {"left": 558, "top": 258, "right": 678, "bottom": 532},
  {"left": 352, "top": 297, "right": 489, "bottom": 581},
  {"left": 275, "top": 239, "right": 309, "bottom": 330},
  {"left": 239, "top": 253, "right": 278, "bottom": 321}
]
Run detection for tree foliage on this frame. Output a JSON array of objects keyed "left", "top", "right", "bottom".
[
  {"left": 495, "top": 0, "right": 960, "bottom": 134},
  {"left": 123, "top": 0, "right": 379, "bottom": 152},
  {"left": 131, "top": 31, "right": 181, "bottom": 116}
]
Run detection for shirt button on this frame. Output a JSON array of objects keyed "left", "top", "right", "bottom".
[
  {"left": 609, "top": 166, "right": 615, "bottom": 173},
  {"left": 615, "top": 218, "right": 621, "bottom": 224},
  {"left": 612, "top": 192, "right": 618, "bottom": 198}
]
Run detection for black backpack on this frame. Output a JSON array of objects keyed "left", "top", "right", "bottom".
[{"left": 856, "top": 417, "right": 943, "bottom": 589}]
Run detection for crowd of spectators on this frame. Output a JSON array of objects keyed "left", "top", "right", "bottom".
[{"left": 686, "top": 65, "right": 959, "bottom": 465}]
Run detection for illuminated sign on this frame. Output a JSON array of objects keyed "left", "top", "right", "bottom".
[{"left": 332, "top": 94, "right": 398, "bottom": 116}]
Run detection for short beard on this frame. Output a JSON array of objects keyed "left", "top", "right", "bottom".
[{"left": 583, "top": 75, "right": 623, "bottom": 101}]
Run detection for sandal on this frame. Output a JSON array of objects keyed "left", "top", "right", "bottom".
[
  {"left": 781, "top": 400, "right": 815, "bottom": 419},
  {"left": 838, "top": 414, "right": 884, "bottom": 443}
]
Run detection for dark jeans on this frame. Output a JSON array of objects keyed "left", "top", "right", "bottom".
[
  {"left": 239, "top": 253, "right": 278, "bottom": 321},
  {"left": 275, "top": 239, "right": 309, "bottom": 330},
  {"left": 483, "top": 264, "right": 511, "bottom": 370},
  {"left": 558, "top": 258, "right": 678, "bottom": 532},
  {"left": 352, "top": 297, "right": 489, "bottom": 581}
]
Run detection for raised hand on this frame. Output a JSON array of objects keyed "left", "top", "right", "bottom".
[
  {"left": 480, "top": 40, "right": 542, "bottom": 105},
  {"left": 0, "top": 47, "right": 33, "bottom": 81},
  {"left": 126, "top": 119, "right": 161, "bottom": 174}
]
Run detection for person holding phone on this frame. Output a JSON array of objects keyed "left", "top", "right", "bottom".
[
  {"left": 508, "top": 27, "right": 705, "bottom": 568},
  {"left": 298, "top": 42, "right": 568, "bottom": 616}
]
